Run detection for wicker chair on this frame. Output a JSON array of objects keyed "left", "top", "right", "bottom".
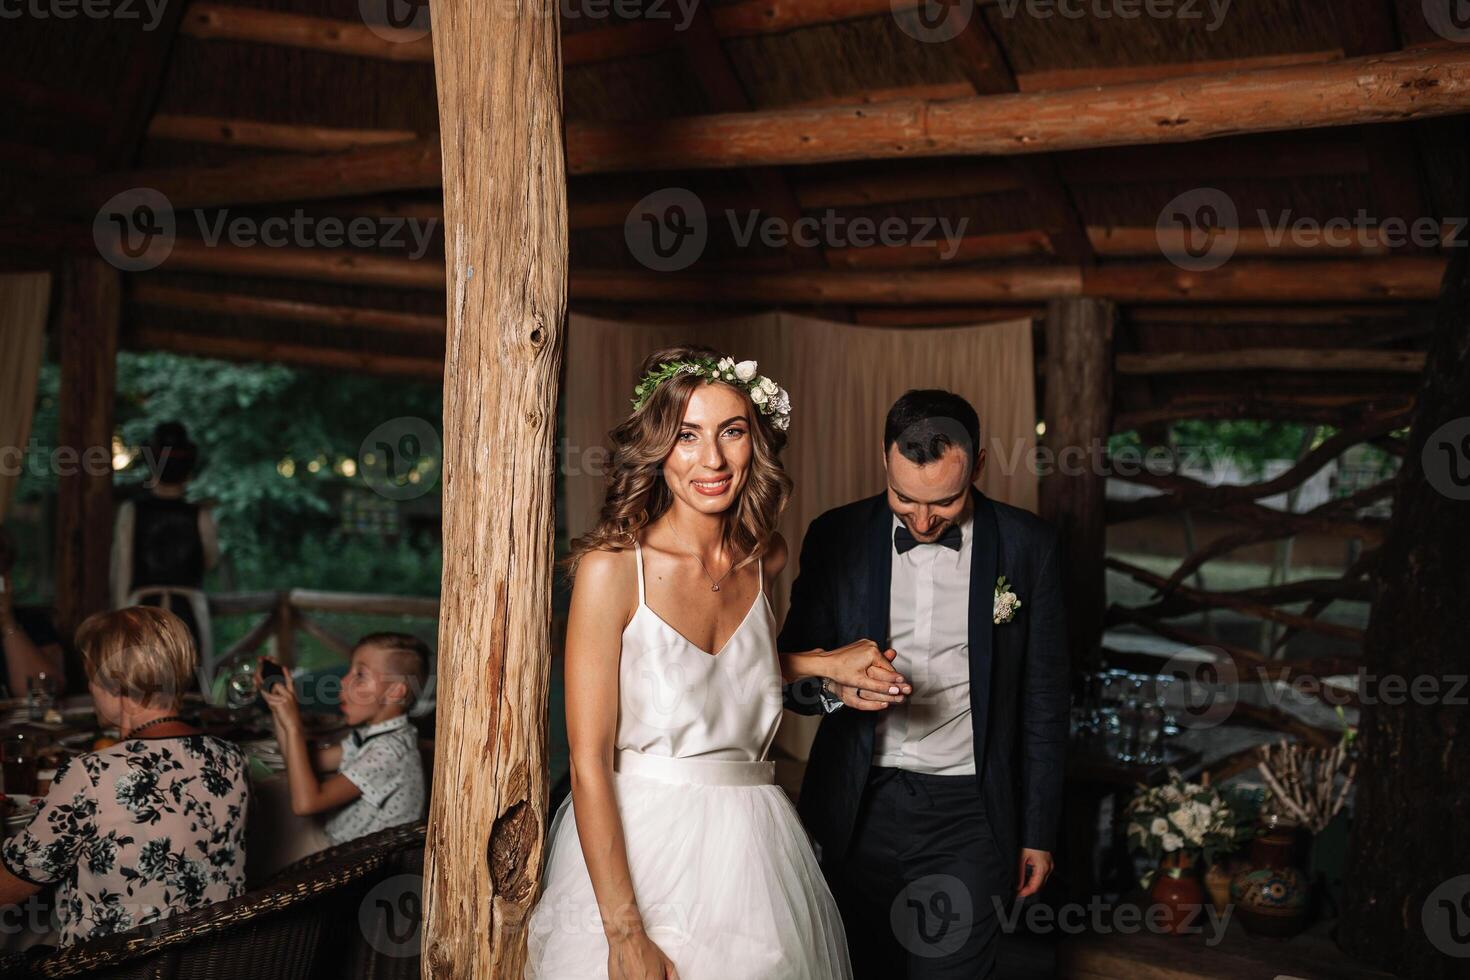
[{"left": 8, "top": 823, "right": 426, "bottom": 980}]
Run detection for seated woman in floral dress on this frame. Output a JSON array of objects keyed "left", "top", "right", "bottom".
[{"left": 0, "top": 607, "right": 249, "bottom": 945}]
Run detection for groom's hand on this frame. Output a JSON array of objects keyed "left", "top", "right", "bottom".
[
  {"left": 823, "top": 641, "right": 909, "bottom": 709},
  {"left": 826, "top": 648, "right": 909, "bottom": 711},
  {"left": 1015, "top": 848, "right": 1053, "bottom": 899}
]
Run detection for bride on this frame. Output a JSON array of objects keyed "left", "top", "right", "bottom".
[{"left": 525, "top": 346, "right": 910, "bottom": 980}]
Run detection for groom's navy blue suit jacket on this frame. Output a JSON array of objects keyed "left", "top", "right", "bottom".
[{"left": 778, "top": 489, "right": 1070, "bottom": 876}]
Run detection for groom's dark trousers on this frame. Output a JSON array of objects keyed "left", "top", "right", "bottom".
[{"left": 779, "top": 491, "right": 1070, "bottom": 979}]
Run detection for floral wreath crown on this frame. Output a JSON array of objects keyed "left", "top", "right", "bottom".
[{"left": 631, "top": 356, "right": 792, "bottom": 432}]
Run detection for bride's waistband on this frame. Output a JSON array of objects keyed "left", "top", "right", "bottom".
[{"left": 614, "top": 750, "right": 775, "bottom": 787}]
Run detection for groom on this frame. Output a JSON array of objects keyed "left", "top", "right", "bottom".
[{"left": 780, "top": 389, "right": 1069, "bottom": 979}]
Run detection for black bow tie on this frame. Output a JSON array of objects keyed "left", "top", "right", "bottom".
[{"left": 894, "top": 523, "right": 962, "bottom": 555}]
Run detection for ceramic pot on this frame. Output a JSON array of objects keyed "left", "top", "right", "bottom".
[
  {"left": 1231, "top": 823, "right": 1310, "bottom": 938},
  {"left": 1204, "top": 862, "right": 1234, "bottom": 913},
  {"left": 1150, "top": 852, "right": 1205, "bottom": 935}
]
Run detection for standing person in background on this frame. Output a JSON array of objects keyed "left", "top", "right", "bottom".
[
  {"left": 110, "top": 422, "right": 220, "bottom": 653},
  {"left": 0, "top": 527, "right": 65, "bottom": 699}
]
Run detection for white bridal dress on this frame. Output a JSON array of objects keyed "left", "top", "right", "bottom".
[{"left": 525, "top": 543, "right": 852, "bottom": 980}]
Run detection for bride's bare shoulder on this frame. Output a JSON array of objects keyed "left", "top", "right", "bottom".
[{"left": 571, "top": 546, "right": 638, "bottom": 608}]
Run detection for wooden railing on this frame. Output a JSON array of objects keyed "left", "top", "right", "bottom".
[
  {"left": 207, "top": 589, "right": 439, "bottom": 677},
  {"left": 1102, "top": 411, "right": 1406, "bottom": 778}
]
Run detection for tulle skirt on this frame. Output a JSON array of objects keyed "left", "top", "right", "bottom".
[{"left": 524, "top": 752, "right": 852, "bottom": 980}]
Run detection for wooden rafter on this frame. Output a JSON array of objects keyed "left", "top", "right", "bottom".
[
  {"left": 130, "top": 283, "right": 446, "bottom": 335},
  {"left": 129, "top": 326, "right": 443, "bottom": 379},
  {"left": 76, "top": 47, "right": 1470, "bottom": 204},
  {"left": 945, "top": 6, "right": 1094, "bottom": 264},
  {"left": 148, "top": 115, "right": 420, "bottom": 153},
  {"left": 1116, "top": 349, "right": 1427, "bottom": 375},
  {"left": 565, "top": 46, "right": 1470, "bottom": 172}
]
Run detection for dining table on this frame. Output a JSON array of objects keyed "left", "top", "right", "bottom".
[{"left": 0, "top": 692, "right": 348, "bottom": 954}]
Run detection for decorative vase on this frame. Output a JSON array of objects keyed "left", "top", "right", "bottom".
[
  {"left": 1231, "top": 819, "right": 1310, "bottom": 938},
  {"left": 1149, "top": 852, "right": 1205, "bottom": 935},
  {"left": 1204, "top": 862, "right": 1234, "bottom": 913}
]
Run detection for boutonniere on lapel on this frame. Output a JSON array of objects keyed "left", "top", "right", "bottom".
[{"left": 993, "top": 575, "right": 1022, "bottom": 625}]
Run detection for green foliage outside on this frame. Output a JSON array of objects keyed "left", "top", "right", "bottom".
[{"left": 12, "top": 352, "right": 444, "bottom": 671}]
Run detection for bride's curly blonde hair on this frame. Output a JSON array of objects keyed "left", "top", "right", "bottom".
[{"left": 566, "top": 344, "right": 792, "bottom": 578}]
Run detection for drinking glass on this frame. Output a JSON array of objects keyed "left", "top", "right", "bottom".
[
  {"left": 1137, "top": 701, "right": 1166, "bottom": 764},
  {"left": 223, "top": 659, "right": 259, "bottom": 710},
  {"left": 27, "top": 672, "right": 58, "bottom": 721}
]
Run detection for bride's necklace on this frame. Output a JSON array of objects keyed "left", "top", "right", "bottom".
[{"left": 668, "top": 519, "right": 735, "bottom": 593}]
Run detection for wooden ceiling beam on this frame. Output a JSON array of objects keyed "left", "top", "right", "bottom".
[
  {"left": 180, "top": 0, "right": 914, "bottom": 68},
  {"left": 18, "top": 216, "right": 1450, "bottom": 306},
  {"left": 179, "top": 3, "right": 433, "bottom": 61},
  {"left": 1128, "top": 305, "right": 1429, "bottom": 325},
  {"left": 566, "top": 46, "right": 1470, "bottom": 172},
  {"left": 1116, "top": 349, "right": 1427, "bottom": 375},
  {"left": 676, "top": 5, "right": 832, "bottom": 277},
  {"left": 130, "top": 283, "right": 445, "bottom": 334},
  {"left": 945, "top": 6, "right": 1093, "bottom": 265},
  {"left": 79, "top": 47, "right": 1470, "bottom": 205},
  {"left": 129, "top": 245, "right": 1450, "bottom": 306},
  {"left": 851, "top": 305, "right": 1044, "bottom": 327},
  {"left": 1017, "top": 50, "right": 1346, "bottom": 91},
  {"left": 148, "top": 115, "right": 420, "bottom": 153},
  {"left": 1333, "top": 1, "right": 1430, "bottom": 244},
  {"left": 127, "top": 325, "right": 443, "bottom": 379}
]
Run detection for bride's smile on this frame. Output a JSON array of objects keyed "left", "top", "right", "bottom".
[{"left": 664, "top": 383, "right": 752, "bottom": 513}]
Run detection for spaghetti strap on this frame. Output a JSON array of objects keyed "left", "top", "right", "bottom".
[
  {"left": 757, "top": 552, "right": 764, "bottom": 592},
  {"left": 633, "top": 540, "right": 646, "bottom": 604}
]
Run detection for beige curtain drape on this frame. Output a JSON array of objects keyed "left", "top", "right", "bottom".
[
  {"left": 563, "top": 311, "right": 1038, "bottom": 758},
  {"left": 0, "top": 273, "right": 51, "bottom": 521}
]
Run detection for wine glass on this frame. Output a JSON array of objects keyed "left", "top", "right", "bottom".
[{"left": 27, "top": 672, "right": 58, "bottom": 722}]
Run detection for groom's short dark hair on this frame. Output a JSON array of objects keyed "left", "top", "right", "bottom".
[{"left": 884, "top": 390, "right": 980, "bottom": 468}]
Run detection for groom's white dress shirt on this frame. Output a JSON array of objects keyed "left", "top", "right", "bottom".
[{"left": 872, "top": 512, "right": 976, "bottom": 776}]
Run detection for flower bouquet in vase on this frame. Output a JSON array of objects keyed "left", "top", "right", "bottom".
[{"left": 1125, "top": 770, "right": 1242, "bottom": 935}]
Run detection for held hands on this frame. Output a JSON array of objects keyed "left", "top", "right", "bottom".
[
  {"left": 822, "top": 639, "right": 911, "bottom": 711},
  {"left": 607, "top": 929, "right": 679, "bottom": 980},
  {"left": 1015, "top": 848, "right": 1053, "bottom": 899}
]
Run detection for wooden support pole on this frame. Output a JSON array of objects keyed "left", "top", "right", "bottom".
[
  {"left": 1038, "top": 298, "right": 1114, "bottom": 673},
  {"left": 54, "top": 257, "right": 120, "bottom": 641},
  {"left": 421, "top": 0, "right": 566, "bottom": 976},
  {"left": 1340, "top": 211, "right": 1470, "bottom": 980}
]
